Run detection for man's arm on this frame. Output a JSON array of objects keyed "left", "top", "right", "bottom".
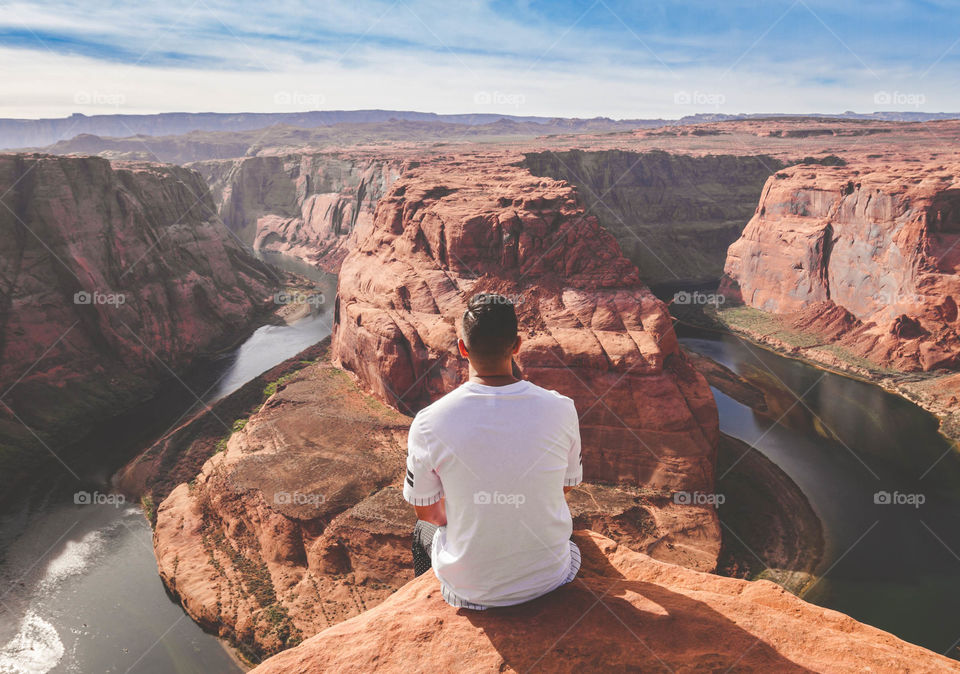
[{"left": 414, "top": 498, "right": 447, "bottom": 526}]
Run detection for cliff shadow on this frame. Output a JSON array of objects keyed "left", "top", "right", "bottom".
[{"left": 461, "top": 533, "right": 815, "bottom": 673}]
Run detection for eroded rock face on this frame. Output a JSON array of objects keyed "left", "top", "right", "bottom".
[
  {"left": 0, "top": 153, "right": 274, "bottom": 487},
  {"left": 333, "top": 156, "right": 719, "bottom": 492},
  {"left": 153, "top": 351, "right": 413, "bottom": 659},
  {"left": 250, "top": 530, "right": 959, "bottom": 674},
  {"left": 153, "top": 348, "right": 717, "bottom": 658},
  {"left": 194, "top": 153, "right": 408, "bottom": 271},
  {"left": 724, "top": 162, "right": 960, "bottom": 371},
  {"left": 522, "top": 149, "right": 780, "bottom": 284}
]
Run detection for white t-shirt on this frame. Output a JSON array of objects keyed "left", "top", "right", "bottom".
[{"left": 402, "top": 379, "right": 583, "bottom": 608}]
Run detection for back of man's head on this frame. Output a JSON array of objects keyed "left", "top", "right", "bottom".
[{"left": 461, "top": 293, "right": 518, "bottom": 361}]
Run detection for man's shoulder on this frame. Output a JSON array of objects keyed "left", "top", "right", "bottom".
[
  {"left": 525, "top": 381, "right": 577, "bottom": 410},
  {"left": 410, "top": 385, "right": 471, "bottom": 428}
]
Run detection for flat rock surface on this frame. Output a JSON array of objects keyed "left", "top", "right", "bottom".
[{"left": 251, "top": 530, "right": 959, "bottom": 673}]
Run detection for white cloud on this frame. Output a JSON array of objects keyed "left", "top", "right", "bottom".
[{"left": 0, "top": 0, "right": 956, "bottom": 119}]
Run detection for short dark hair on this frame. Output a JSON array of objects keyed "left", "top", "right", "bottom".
[{"left": 461, "top": 293, "right": 518, "bottom": 359}]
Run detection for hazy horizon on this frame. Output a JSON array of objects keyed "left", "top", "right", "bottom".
[{"left": 1, "top": 0, "right": 957, "bottom": 120}]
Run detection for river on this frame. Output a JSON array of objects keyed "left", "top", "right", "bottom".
[
  {"left": 0, "top": 253, "right": 337, "bottom": 674},
  {"left": 680, "top": 326, "right": 960, "bottom": 658}
]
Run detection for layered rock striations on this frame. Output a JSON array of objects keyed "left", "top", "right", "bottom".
[
  {"left": 192, "top": 153, "right": 409, "bottom": 271},
  {"left": 724, "top": 161, "right": 960, "bottom": 371},
  {"left": 332, "top": 155, "right": 721, "bottom": 560},
  {"left": 0, "top": 153, "right": 275, "bottom": 488},
  {"left": 251, "top": 530, "right": 959, "bottom": 673}
]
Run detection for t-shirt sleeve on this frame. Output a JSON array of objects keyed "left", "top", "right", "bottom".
[
  {"left": 403, "top": 415, "right": 444, "bottom": 506},
  {"left": 564, "top": 400, "right": 583, "bottom": 487}
]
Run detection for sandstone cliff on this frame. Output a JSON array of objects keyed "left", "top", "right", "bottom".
[
  {"left": 153, "top": 344, "right": 717, "bottom": 659},
  {"left": 333, "top": 155, "right": 719, "bottom": 491},
  {"left": 0, "top": 153, "right": 275, "bottom": 491},
  {"left": 724, "top": 161, "right": 960, "bottom": 371},
  {"left": 251, "top": 529, "right": 958, "bottom": 673},
  {"left": 191, "top": 153, "right": 409, "bottom": 270},
  {"left": 522, "top": 149, "right": 780, "bottom": 285}
]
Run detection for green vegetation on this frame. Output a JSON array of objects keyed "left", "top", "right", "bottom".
[
  {"left": 713, "top": 305, "right": 900, "bottom": 377},
  {"left": 713, "top": 305, "right": 823, "bottom": 349},
  {"left": 140, "top": 493, "right": 156, "bottom": 524}
]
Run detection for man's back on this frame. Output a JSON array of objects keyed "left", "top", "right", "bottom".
[{"left": 403, "top": 379, "right": 582, "bottom": 608}]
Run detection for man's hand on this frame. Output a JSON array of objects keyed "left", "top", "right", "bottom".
[{"left": 414, "top": 498, "right": 447, "bottom": 526}]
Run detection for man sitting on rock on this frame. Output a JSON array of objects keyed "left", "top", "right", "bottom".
[{"left": 404, "top": 292, "right": 583, "bottom": 610}]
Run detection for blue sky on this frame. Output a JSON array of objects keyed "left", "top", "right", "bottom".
[{"left": 0, "top": 0, "right": 957, "bottom": 118}]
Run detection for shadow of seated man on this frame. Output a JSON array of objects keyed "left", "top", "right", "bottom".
[{"left": 459, "top": 530, "right": 816, "bottom": 672}]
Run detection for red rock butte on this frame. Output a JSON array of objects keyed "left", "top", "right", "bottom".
[{"left": 332, "top": 154, "right": 719, "bottom": 495}]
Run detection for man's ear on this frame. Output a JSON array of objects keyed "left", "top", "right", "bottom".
[
  {"left": 457, "top": 338, "right": 469, "bottom": 358},
  {"left": 512, "top": 335, "right": 522, "bottom": 354}
]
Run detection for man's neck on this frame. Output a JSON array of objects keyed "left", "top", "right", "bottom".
[{"left": 468, "top": 361, "right": 518, "bottom": 387}]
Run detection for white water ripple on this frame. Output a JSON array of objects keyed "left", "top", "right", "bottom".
[{"left": 0, "top": 611, "right": 64, "bottom": 674}]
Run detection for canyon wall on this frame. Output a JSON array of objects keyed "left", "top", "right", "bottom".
[
  {"left": 522, "top": 149, "right": 780, "bottom": 285},
  {"left": 333, "top": 153, "right": 719, "bottom": 497},
  {"left": 193, "top": 153, "right": 408, "bottom": 271},
  {"left": 724, "top": 161, "right": 960, "bottom": 371},
  {"left": 0, "top": 153, "right": 275, "bottom": 488}
]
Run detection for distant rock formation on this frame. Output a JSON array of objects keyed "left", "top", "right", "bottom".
[
  {"left": 193, "top": 153, "right": 408, "bottom": 271},
  {"left": 724, "top": 161, "right": 960, "bottom": 371},
  {"left": 0, "top": 110, "right": 656, "bottom": 151},
  {"left": 0, "top": 153, "right": 275, "bottom": 489},
  {"left": 250, "top": 529, "right": 959, "bottom": 673}
]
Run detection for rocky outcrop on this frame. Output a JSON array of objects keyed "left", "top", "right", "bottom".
[
  {"left": 522, "top": 149, "right": 780, "bottom": 285},
  {"left": 153, "top": 344, "right": 720, "bottom": 659},
  {"left": 724, "top": 161, "right": 960, "bottom": 371},
  {"left": 193, "top": 153, "right": 407, "bottom": 271},
  {"left": 251, "top": 529, "right": 958, "bottom": 674},
  {"left": 0, "top": 153, "right": 276, "bottom": 491},
  {"left": 152, "top": 345, "right": 412, "bottom": 658}
]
